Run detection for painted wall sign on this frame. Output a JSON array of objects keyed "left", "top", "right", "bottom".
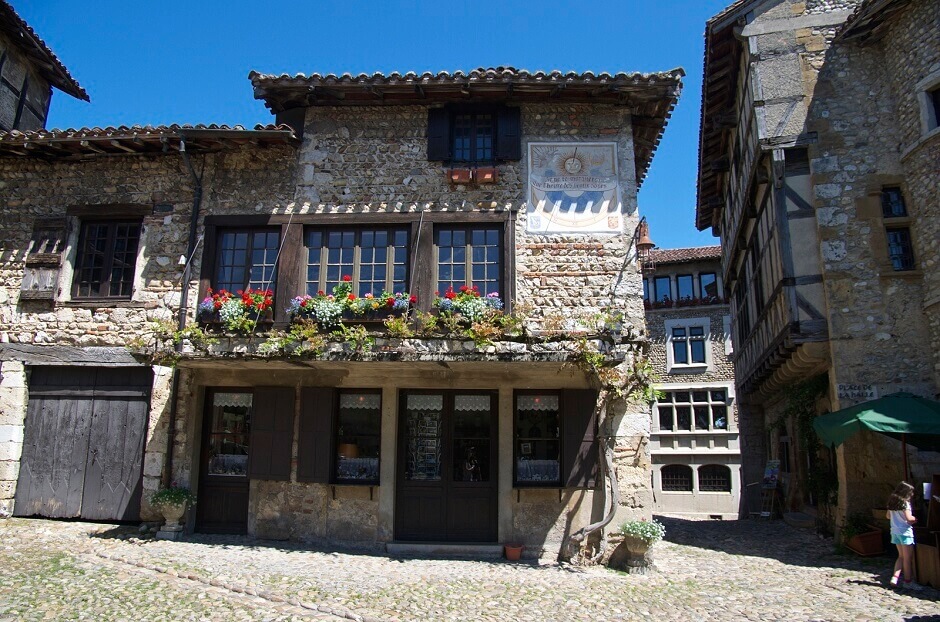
[
  {"left": 526, "top": 142, "right": 621, "bottom": 233},
  {"left": 837, "top": 383, "right": 877, "bottom": 404}
]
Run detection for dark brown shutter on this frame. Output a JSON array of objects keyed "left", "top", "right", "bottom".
[
  {"left": 561, "top": 389, "right": 599, "bottom": 488},
  {"left": 427, "top": 107, "right": 451, "bottom": 161},
  {"left": 248, "top": 387, "right": 295, "bottom": 481},
  {"left": 297, "top": 387, "right": 335, "bottom": 483},
  {"left": 495, "top": 106, "right": 522, "bottom": 161}
]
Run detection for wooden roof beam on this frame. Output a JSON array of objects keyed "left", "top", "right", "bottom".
[
  {"left": 109, "top": 140, "right": 139, "bottom": 153},
  {"left": 79, "top": 140, "right": 106, "bottom": 154}
]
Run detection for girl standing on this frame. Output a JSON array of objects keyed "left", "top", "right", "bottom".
[{"left": 886, "top": 481, "right": 923, "bottom": 591}]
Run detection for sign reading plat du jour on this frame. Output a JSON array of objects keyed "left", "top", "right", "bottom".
[{"left": 526, "top": 142, "right": 622, "bottom": 234}]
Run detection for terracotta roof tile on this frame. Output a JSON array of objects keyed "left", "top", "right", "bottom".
[
  {"left": 0, "top": 1, "right": 88, "bottom": 101},
  {"left": 650, "top": 245, "right": 722, "bottom": 265}
]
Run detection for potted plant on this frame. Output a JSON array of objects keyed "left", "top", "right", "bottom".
[
  {"left": 608, "top": 519, "right": 666, "bottom": 574},
  {"left": 841, "top": 512, "right": 884, "bottom": 556},
  {"left": 198, "top": 287, "right": 274, "bottom": 334},
  {"left": 151, "top": 484, "right": 196, "bottom": 534},
  {"left": 503, "top": 543, "right": 524, "bottom": 561}
]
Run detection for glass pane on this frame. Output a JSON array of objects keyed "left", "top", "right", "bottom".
[
  {"left": 453, "top": 394, "right": 492, "bottom": 484},
  {"left": 335, "top": 392, "right": 381, "bottom": 481},
  {"left": 676, "top": 406, "right": 691, "bottom": 430},
  {"left": 515, "top": 394, "right": 560, "bottom": 484},
  {"left": 691, "top": 339, "right": 706, "bottom": 364},
  {"left": 677, "top": 275, "right": 693, "bottom": 299},
  {"left": 207, "top": 392, "right": 251, "bottom": 477},
  {"left": 713, "top": 405, "right": 728, "bottom": 430},
  {"left": 692, "top": 391, "right": 708, "bottom": 402},
  {"left": 700, "top": 273, "right": 718, "bottom": 299},
  {"left": 658, "top": 406, "right": 674, "bottom": 431},
  {"left": 694, "top": 406, "right": 710, "bottom": 430},
  {"left": 454, "top": 439, "right": 489, "bottom": 482},
  {"left": 654, "top": 276, "right": 671, "bottom": 302},
  {"left": 404, "top": 395, "right": 443, "bottom": 481},
  {"left": 710, "top": 390, "right": 726, "bottom": 402},
  {"left": 673, "top": 340, "right": 688, "bottom": 365}
]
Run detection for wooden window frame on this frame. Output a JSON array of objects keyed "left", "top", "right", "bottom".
[
  {"left": 427, "top": 105, "right": 522, "bottom": 163},
  {"left": 433, "top": 224, "right": 505, "bottom": 298},
  {"left": 513, "top": 390, "right": 562, "bottom": 488},
  {"left": 885, "top": 227, "right": 915, "bottom": 272},
  {"left": 71, "top": 219, "right": 142, "bottom": 300},
  {"left": 202, "top": 212, "right": 513, "bottom": 323},
  {"left": 304, "top": 226, "right": 410, "bottom": 297},
  {"left": 212, "top": 227, "right": 280, "bottom": 293},
  {"left": 202, "top": 388, "right": 253, "bottom": 481}
]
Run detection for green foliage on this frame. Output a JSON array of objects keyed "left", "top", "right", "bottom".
[
  {"left": 840, "top": 512, "right": 876, "bottom": 540},
  {"left": 620, "top": 519, "right": 666, "bottom": 544},
  {"left": 467, "top": 320, "right": 503, "bottom": 347},
  {"left": 782, "top": 375, "right": 838, "bottom": 508},
  {"left": 332, "top": 323, "right": 374, "bottom": 354},
  {"left": 259, "top": 320, "right": 326, "bottom": 356},
  {"left": 384, "top": 314, "right": 414, "bottom": 338},
  {"left": 150, "top": 485, "right": 195, "bottom": 508}
]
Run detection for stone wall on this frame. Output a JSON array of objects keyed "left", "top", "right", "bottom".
[{"left": 0, "top": 360, "right": 26, "bottom": 516}]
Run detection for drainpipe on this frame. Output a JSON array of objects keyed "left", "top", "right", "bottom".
[{"left": 163, "top": 135, "right": 204, "bottom": 488}]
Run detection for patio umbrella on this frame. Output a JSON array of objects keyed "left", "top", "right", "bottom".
[{"left": 814, "top": 392, "right": 940, "bottom": 479}]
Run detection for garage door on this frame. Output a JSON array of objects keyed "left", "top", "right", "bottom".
[{"left": 14, "top": 366, "right": 151, "bottom": 521}]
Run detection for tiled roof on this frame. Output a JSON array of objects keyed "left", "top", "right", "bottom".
[
  {"left": 837, "top": 0, "right": 911, "bottom": 43},
  {"left": 0, "top": 1, "right": 88, "bottom": 101},
  {"left": 650, "top": 245, "right": 722, "bottom": 265},
  {"left": 0, "top": 124, "right": 299, "bottom": 157},
  {"left": 250, "top": 66, "right": 684, "bottom": 187}
]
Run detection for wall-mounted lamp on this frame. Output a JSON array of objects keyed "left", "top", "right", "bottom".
[{"left": 633, "top": 217, "right": 656, "bottom": 274}]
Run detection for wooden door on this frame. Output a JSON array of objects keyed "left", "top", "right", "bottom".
[
  {"left": 396, "top": 391, "right": 497, "bottom": 542},
  {"left": 15, "top": 366, "right": 150, "bottom": 521}
]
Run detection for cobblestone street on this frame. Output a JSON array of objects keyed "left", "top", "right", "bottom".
[{"left": 0, "top": 516, "right": 937, "bottom": 622}]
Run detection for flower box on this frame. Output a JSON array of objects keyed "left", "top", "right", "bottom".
[
  {"left": 474, "top": 166, "right": 497, "bottom": 184},
  {"left": 845, "top": 527, "right": 884, "bottom": 556},
  {"left": 448, "top": 168, "right": 472, "bottom": 184}
]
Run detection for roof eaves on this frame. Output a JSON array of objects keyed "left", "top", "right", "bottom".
[{"left": 0, "top": 1, "right": 88, "bottom": 101}]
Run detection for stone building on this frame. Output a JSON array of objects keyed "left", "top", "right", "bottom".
[
  {"left": 698, "top": 0, "right": 940, "bottom": 527},
  {"left": 0, "top": 0, "right": 88, "bottom": 131},
  {"left": 643, "top": 246, "right": 740, "bottom": 518},
  {"left": 0, "top": 47, "right": 683, "bottom": 557}
]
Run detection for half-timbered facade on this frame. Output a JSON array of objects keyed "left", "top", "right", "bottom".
[
  {"left": 699, "top": 0, "right": 939, "bottom": 525},
  {"left": 1, "top": 59, "right": 682, "bottom": 558}
]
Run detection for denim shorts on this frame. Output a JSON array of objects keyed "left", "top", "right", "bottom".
[{"left": 892, "top": 534, "right": 914, "bottom": 546}]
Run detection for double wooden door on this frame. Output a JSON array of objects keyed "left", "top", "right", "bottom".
[
  {"left": 15, "top": 366, "right": 151, "bottom": 521},
  {"left": 395, "top": 391, "right": 498, "bottom": 542}
]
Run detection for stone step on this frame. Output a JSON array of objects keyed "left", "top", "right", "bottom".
[
  {"left": 386, "top": 542, "right": 506, "bottom": 559},
  {"left": 783, "top": 512, "right": 816, "bottom": 529}
]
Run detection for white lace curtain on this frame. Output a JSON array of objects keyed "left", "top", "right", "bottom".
[
  {"left": 213, "top": 392, "right": 252, "bottom": 408},
  {"left": 517, "top": 395, "right": 559, "bottom": 411},
  {"left": 340, "top": 393, "right": 382, "bottom": 410}
]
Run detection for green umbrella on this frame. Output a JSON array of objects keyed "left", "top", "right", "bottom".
[{"left": 814, "top": 392, "right": 940, "bottom": 479}]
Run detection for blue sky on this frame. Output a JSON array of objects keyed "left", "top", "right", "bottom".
[{"left": 16, "top": 0, "right": 730, "bottom": 249}]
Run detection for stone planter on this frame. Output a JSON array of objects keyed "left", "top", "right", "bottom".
[
  {"left": 606, "top": 535, "right": 655, "bottom": 574},
  {"left": 155, "top": 503, "right": 188, "bottom": 540}
]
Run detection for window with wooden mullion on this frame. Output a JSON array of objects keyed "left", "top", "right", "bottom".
[
  {"left": 434, "top": 226, "right": 501, "bottom": 296},
  {"left": 453, "top": 113, "right": 494, "bottom": 164},
  {"left": 215, "top": 228, "right": 279, "bottom": 293},
  {"left": 72, "top": 220, "right": 141, "bottom": 298},
  {"left": 305, "top": 228, "right": 409, "bottom": 296}
]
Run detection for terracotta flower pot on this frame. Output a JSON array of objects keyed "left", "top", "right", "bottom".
[
  {"left": 504, "top": 544, "right": 523, "bottom": 561},
  {"left": 845, "top": 528, "right": 884, "bottom": 556}
]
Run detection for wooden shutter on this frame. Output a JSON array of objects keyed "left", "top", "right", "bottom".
[
  {"left": 561, "top": 389, "right": 599, "bottom": 488},
  {"left": 297, "top": 387, "right": 335, "bottom": 483},
  {"left": 495, "top": 106, "right": 522, "bottom": 161},
  {"left": 248, "top": 387, "right": 295, "bottom": 481},
  {"left": 427, "top": 107, "right": 451, "bottom": 161}
]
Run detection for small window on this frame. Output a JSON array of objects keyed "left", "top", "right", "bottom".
[
  {"left": 654, "top": 276, "right": 671, "bottom": 303},
  {"left": 881, "top": 187, "right": 907, "bottom": 218},
  {"left": 930, "top": 86, "right": 940, "bottom": 129},
  {"left": 435, "top": 226, "right": 502, "bottom": 296},
  {"left": 205, "top": 391, "right": 251, "bottom": 478},
  {"left": 667, "top": 319, "right": 709, "bottom": 369},
  {"left": 699, "top": 464, "right": 732, "bottom": 492},
  {"left": 427, "top": 106, "right": 521, "bottom": 163},
  {"left": 514, "top": 393, "right": 561, "bottom": 485},
  {"left": 699, "top": 272, "right": 718, "bottom": 299},
  {"left": 306, "top": 227, "right": 409, "bottom": 296},
  {"left": 886, "top": 228, "right": 915, "bottom": 271},
  {"left": 643, "top": 279, "right": 649, "bottom": 302},
  {"left": 215, "top": 228, "right": 279, "bottom": 292},
  {"left": 676, "top": 274, "right": 694, "bottom": 300},
  {"left": 335, "top": 391, "right": 381, "bottom": 483},
  {"left": 72, "top": 220, "right": 141, "bottom": 298},
  {"left": 661, "top": 465, "right": 693, "bottom": 492},
  {"left": 657, "top": 389, "right": 730, "bottom": 431},
  {"left": 453, "top": 113, "right": 494, "bottom": 163}
]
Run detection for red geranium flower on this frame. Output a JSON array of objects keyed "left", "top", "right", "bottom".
[
  {"left": 342, "top": 275, "right": 352, "bottom": 282},
  {"left": 409, "top": 295, "right": 417, "bottom": 304},
  {"left": 348, "top": 294, "right": 356, "bottom": 300},
  {"left": 318, "top": 290, "right": 325, "bottom": 296}
]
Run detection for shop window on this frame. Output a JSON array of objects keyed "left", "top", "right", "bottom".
[
  {"left": 514, "top": 390, "right": 598, "bottom": 488},
  {"left": 72, "top": 220, "right": 141, "bottom": 298},
  {"left": 435, "top": 226, "right": 502, "bottom": 296},
  {"left": 699, "top": 464, "right": 732, "bottom": 492},
  {"left": 214, "top": 228, "right": 279, "bottom": 292},
  {"left": 661, "top": 464, "right": 693, "bottom": 492},
  {"left": 205, "top": 391, "right": 252, "bottom": 478},
  {"left": 305, "top": 227, "right": 409, "bottom": 296},
  {"left": 335, "top": 391, "right": 381, "bottom": 483}
]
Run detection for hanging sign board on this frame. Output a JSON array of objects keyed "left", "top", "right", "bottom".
[{"left": 762, "top": 460, "right": 781, "bottom": 490}]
